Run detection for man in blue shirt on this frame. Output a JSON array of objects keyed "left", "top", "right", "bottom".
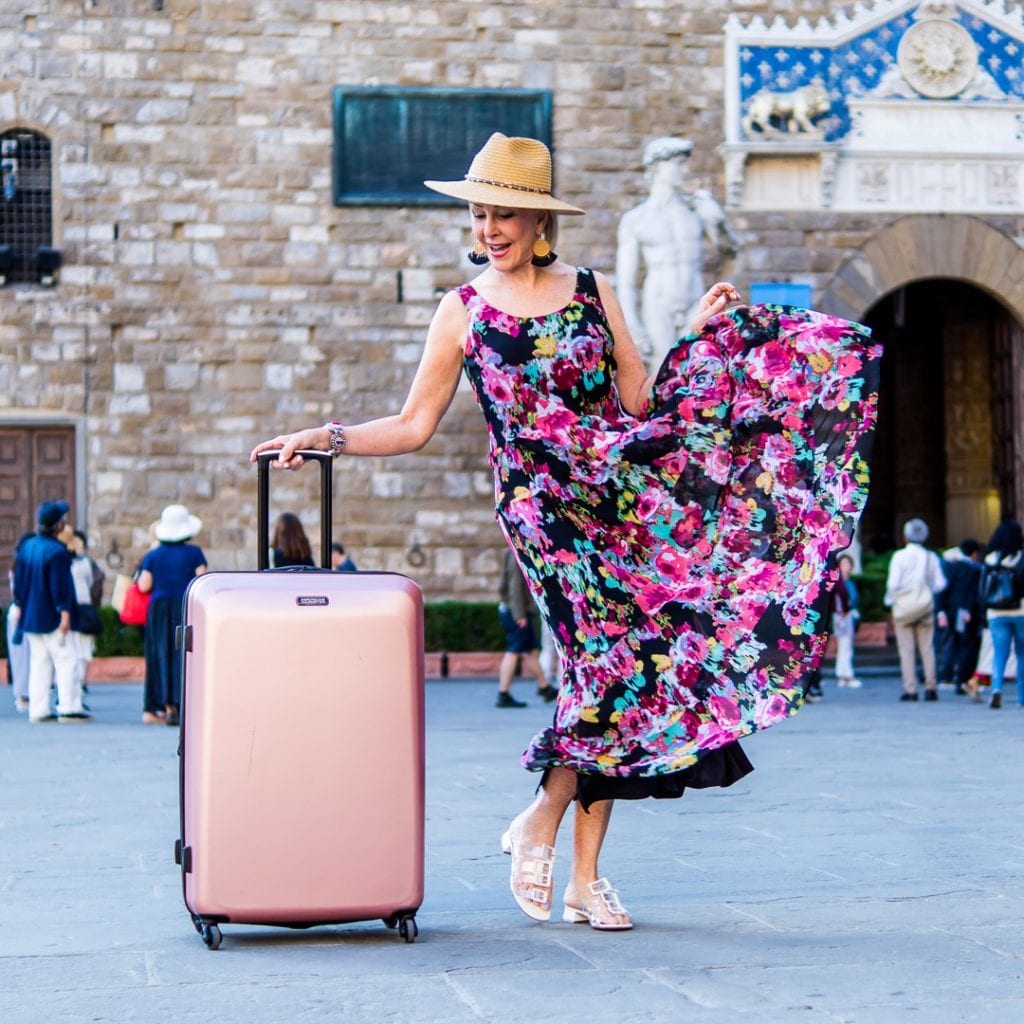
[{"left": 12, "top": 500, "right": 89, "bottom": 723}]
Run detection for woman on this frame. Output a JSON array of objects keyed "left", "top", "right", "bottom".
[
  {"left": 62, "top": 525, "right": 99, "bottom": 705},
  {"left": 982, "top": 517, "right": 1024, "bottom": 709},
  {"left": 270, "top": 512, "right": 315, "bottom": 568},
  {"left": 5, "top": 532, "right": 35, "bottom": 713},
  {"left": 137, "top": 504, "right": 207, "bottom": 726},
  {"left": 833, "top": 554, "right": 861, "bottom": 689},
  {"left": 251, "top": 133, "right": 880, "bottom": 930}
]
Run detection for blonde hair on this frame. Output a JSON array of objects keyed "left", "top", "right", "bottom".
[{"left": 541, "top": 211, "right": 559, "bottom": 252}]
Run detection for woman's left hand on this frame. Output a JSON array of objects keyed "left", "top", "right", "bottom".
[{"left": 689, "top": 281, "right": 742, "bottom": 333}]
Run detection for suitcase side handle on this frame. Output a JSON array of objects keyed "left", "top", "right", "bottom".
[{"left": 256, "top": 450, "right": 333, "bottom": 570}]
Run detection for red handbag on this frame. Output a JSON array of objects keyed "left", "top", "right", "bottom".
[{"left": 119, "top": 582, "right": 151, "bottom": 626}]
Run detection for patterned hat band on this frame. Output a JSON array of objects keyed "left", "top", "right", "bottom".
[{"left": 464, "top": 175, "right": 552, "bottom": 196}]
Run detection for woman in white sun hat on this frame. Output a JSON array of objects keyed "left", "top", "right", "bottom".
[
  {"left": 251, "top": 133, "right": 880, "bottom": 931},
  {"left": 137, "top": 504, "right": 207, "bottom": 726}
]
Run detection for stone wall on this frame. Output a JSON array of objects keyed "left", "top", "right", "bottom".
[{"left": 0, "top": 0, "right": 1019, "bottom": 598}]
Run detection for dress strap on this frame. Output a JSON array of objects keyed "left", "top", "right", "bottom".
[{"left": 574, "top": 266, "right": 599, "bottom": 302}]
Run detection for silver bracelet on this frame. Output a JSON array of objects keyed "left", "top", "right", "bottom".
[{"left": 324, "top": 420, "right": 347, "bottom": 458}]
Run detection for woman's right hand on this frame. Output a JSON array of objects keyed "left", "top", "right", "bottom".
[
  {"left": 689, "top": 281, "right": 742, "bottom": 333},
  {"left": 249, "top": 426, "right": 330, "bottom": 470}
]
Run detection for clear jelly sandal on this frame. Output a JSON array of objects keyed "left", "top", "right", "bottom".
[
  {"left": 501, "top": 828, "right": 555, "bottom": 922},
  {"left": 562, "top": 877, "right": 633, "bottom": 931}
]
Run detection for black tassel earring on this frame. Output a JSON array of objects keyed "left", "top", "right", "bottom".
[
  {"left": 467, "top": 241, "right": 489, "bottom": 265},
  {"left": 531, "top": 238, "right": 557, "bottom": 267}
]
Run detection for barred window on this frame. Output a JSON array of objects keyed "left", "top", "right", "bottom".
[{"left": 0, "top": 128, "right": 56, "bottom": 286}]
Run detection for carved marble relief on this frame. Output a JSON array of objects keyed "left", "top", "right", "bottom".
[
  {"left": 723, "top": 0, "right": 1024, "bottom": 212},
  {"left": 857, "top": 162, "right": 891, "bottom": 203},
  {"left": 944, "top": 321, "right": 1001, "bottom": 544},
  {"left": 987, "top": 163, "right": 1020, "bottom": 204}
]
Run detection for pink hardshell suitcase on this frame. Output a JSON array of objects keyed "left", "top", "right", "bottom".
[{"left": 175, "top": 451, "right": 424, "bottom": 948}]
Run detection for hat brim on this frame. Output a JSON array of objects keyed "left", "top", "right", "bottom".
[
  {"left": 423, "top": 179, "right": 585, "bottom": 214},
  {"left": 154, "top": 515, "right": 202, "bottom": 543}
]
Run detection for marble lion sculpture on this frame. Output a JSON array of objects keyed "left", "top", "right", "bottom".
[{"left": 742, "top": 84, "right": 830, "bottom": 135}]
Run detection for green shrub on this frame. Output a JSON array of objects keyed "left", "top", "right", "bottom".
[
  {"left": 93, "top": 605, "right": 145, "bottom": 657},
  {"left": 4, "top": 584, "right": 904, "bottom": 661},
  {"left": 3, "top": 601, "right": 504, "bottom": 659},
  {"left": 424, "top": 600, "right": 506, "bottom": 652},
  {"left": 854, "top": 550, "right": 894, "bottom": 622}
]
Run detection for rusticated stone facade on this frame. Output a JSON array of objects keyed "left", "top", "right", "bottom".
[{"left": 2, "top": 1, "right": 1023, "bottom": 597}]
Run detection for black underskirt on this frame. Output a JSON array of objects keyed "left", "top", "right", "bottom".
[{"left": 539, "top": 740, "right": 753, "bottom": 812}]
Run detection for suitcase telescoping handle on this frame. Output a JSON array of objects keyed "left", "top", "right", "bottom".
[{"left": 256, "top": 449, "right": 333, "bottom": 571}]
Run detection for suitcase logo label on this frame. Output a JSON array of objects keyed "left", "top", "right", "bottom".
[{"left": 295, "top": 595, "right": 330, "bottom": 606}]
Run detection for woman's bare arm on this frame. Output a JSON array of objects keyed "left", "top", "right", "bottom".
[
  {"left": 596, "top": 275, "right": 741, "bottom": 416},
  {"left": 593, "top": 271, "right": 654, "bottom": 416}
]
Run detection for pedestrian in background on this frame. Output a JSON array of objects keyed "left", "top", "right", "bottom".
[
  {"left": 65, "top": 527, "right": 101, "bottom": 701},
  {"left": 12, "top": 501, "right": 89, "bottom": 723},
  {"left": 73, "top": 529, "right": 106, "bottom": 608},
  {"left": 496, "top": 548, "right": 558, "bottom": 708},
  {"left": 885, "top": 518, "right": 946, "bottom": 702},
  {"left": 936, "top": 538, "right": 983, "bottom": 694},
  {"left": 5, "top": 531, "right": 34, "bottom": 713},
  {"left": 137, "top": 504, "right": 207, "bottom": 726},
  {"left": 833, "top": 554, "right": 861, "bottom": 689},
  {"left": 330, "top": 541, "right": 358, "bottom": 572},
  {"left": 966, "top": 626, "right": 1017, "bottom": 703},
  {"left": 270, "top": 512, "right": 314, "bottom": 568},
  {"left": 982, "top": 518, "right": 1024, "bottom": 710}
]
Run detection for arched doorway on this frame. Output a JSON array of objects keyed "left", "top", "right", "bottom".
[
  {"left": 819, "top": 215, "right": 1024, "bottom": 554},
  {"left": 858, "top": 279, "right": 1017, "bottom": 555}
]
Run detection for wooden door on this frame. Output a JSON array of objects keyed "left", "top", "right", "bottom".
[
  {"left": 992, "top": 316, "right": 1017, "bottom": 521},
  {"left": 0, "top": 426, "right": 76, "bottom": 590}
]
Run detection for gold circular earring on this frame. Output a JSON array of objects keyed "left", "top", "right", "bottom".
[
  {"left": 467, "top": 240, "right": 489, "bottom": 266},
  {"left": 531, "top": 237, "right": 557, "bottom": 267}
]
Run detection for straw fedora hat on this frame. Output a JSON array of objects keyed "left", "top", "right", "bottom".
[{"left": 424, "top": 133, "right": 585, "bottom": 215}]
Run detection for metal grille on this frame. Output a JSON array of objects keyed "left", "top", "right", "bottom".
[{"left": 0, "top": 129, "right": 53, "bottom": 285}]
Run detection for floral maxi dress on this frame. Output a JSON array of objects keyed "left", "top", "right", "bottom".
[{"left": 459, "top": 268, "right": 880, "bottom": 804}]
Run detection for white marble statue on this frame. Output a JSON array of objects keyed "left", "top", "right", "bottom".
[{"left": 616, "top": 137, "right": 740, "bottom": 369}]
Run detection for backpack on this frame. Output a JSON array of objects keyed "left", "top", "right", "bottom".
[{"left": 981, "top": 558, "right": 1024, "bottom": 611}]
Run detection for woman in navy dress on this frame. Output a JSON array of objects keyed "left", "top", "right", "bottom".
[{"left": 138, "top": 504, "right": 207, "bottom": 726}]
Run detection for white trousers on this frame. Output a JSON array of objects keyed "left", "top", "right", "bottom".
[
  {"left": 71, "top": 631, "right": 94, "bottom": 693},
  {"left": 27, "top": 630, "right": 83, "bottom": 720},
  {"left": 832, "top": 612, "right": 856, "bottom": 680},
  {"left": 6, "top": 606, "right": 31, "bottom": 702}
]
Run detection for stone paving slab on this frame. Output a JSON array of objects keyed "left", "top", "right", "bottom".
[{"left": 1, "top": 675, "right": 1023, "bottom": 1023}]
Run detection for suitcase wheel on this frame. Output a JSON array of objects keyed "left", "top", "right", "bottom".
[
  {"left": 199, "top": 922, "right": 223, "bottom": 950},
  {"left": 397, "top": 914, "right": 418, "bottom": 944}
]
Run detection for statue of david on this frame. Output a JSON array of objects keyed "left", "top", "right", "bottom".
[{"left": 616, "top": 138, "right": 740, "bottom": 370}]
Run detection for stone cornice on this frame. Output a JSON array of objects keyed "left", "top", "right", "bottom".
[{"left": 725, "top": 1, "right": 1024, "bottom": 44}]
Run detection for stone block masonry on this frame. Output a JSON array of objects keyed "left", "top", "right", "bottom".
[{"left": 2, "top": 1, "right": 1022, "bottom": 599}]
